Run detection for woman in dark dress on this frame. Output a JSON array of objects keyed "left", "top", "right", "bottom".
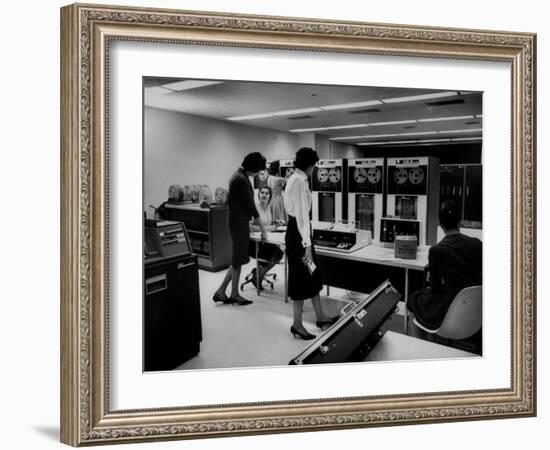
[
  {"left": 283, "top": 147, "right": 338, "bottom": 339},
  {"left": 213, "top": 152, "right": 268, "bottom": 306}
]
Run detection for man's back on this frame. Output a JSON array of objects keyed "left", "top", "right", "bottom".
[{"left": 430, "top": 233, "right": 482, "bottom": 293}]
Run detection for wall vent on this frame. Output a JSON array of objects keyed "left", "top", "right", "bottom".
[
  {"left": 425, "top": 99, "right": 465, "bottom": 106},
  {"left": 348, "top": 108, "right": 381, "bottom": 114},
  {"left": 286, "top": 115, "right": 314, "bottom": 120}
]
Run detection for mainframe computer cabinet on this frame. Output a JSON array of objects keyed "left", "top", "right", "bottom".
[{"left": 144, "top": 253, "right": 202, "bottom": 371}]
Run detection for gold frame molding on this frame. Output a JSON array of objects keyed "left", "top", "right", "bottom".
[{"left": 60, "top": 3, "right": 536, "bottom": 446}]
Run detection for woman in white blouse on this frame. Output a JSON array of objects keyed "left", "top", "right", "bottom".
[{"left": 283, "top": 147, "right": 338, "bottom": 340}]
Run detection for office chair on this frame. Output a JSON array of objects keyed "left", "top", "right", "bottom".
[
  {"left": 412, "top": 286, "right": 482, "bottom": 352},
  {"left": 240, "top": 266, "right": 277, "bottom": 291}
]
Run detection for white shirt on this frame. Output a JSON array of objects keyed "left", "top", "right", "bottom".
[{"left": 283, "top": 168, "right": 312, "bottom": 247}]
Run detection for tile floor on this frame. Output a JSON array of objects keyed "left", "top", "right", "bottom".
[{"left": 176, "top": 260, "right": 406, "bottom": 371}]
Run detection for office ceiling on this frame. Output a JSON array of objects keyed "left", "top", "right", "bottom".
[{"left": 144, "top": 77, "right": 482, "bottom": 146}]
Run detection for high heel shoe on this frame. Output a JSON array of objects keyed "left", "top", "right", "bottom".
[
  {"left": 228, "top": 296, "right": 253, "bottom": 306},
  {"left": 212, "top": 292, "right": 232, "bottom": 304},
  {"left": 290, "top": 326, "right": 316, "bottom": 340},
  {"left": 316, "top": 316, "right": 340, "bottom": 330}
]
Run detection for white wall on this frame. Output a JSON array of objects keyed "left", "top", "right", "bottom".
[
  {"left": 2, "top": 1, "right": 547, "bottom": 450},
  {"left": 314, "top": 134, "right": 330, "bottom": 158},
  {"left": 297, "top": 132, "right": 316, "bottom": 150},
  {"left": 144, "top": 106, "right": 298, "bottom": 212}
]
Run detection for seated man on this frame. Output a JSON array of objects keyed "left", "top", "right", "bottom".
[
  {"left": 247, "top": 186, "right": 284, "bottom": 289},
  {"left": 407, "top": 200, "right": 482, "bottom": 331}
]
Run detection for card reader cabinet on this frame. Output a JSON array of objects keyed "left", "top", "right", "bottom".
[{"left": 161, "top": 204, "right": 231, "bottom": 271}]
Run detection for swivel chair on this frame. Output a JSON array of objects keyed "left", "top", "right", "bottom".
[
  {"left": 413, "top": 286, "right": 482, "bottom": 353},
  {"left": 240, "top": 266, "right": 277, "bottom": 291}
]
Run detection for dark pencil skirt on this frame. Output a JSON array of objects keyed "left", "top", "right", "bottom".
[
  {"left": 285, "top": 216, "right": 323, "bottom": 300},
  {"left": 229, "top": 219, "right": 251, "bottom": 266}
]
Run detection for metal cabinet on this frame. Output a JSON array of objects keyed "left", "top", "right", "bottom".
[
  {"left": 161, "top": 204, "right": 231, "bottom": 271},
  {"left": 462, "top": 165, "right": 483, "bottom": 228},
  {"left": 144, "top": 254, "right": 201, "bottom": 371},
  {"left": 439, "top": 164, "right": 482, "bottom": 229},
  {"left": 440, "top": 165, "right": 465, "bottom": 220}
]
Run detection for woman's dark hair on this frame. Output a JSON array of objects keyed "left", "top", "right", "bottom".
[
  {"left": 267, "top": 160, "right": 280, "bottom": 176},
  {"left": 257, "top": 185, "right": 273, "bottom": 202},
  {"left": 439, "top": 200, "right": 461, "bottom": 230},
  {"left": 294, "top": 147, "right": 319, "bottom": 171},
  {"left": 241, "top": 152, "right": 266, "bottom": 173}
]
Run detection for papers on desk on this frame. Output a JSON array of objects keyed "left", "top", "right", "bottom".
[{"left": 316, "top": 242, "right": 370, "bottom": 254}]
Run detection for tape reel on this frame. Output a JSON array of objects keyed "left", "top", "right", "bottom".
[
  {"left": 199, "top": 185, "right": 213, "bottom": 205},
  {"left": 393, "top": 168, "right": 409, "bottom": 185},
  {"left": 328, "top": 168, "right": 341, "bottom": 183},
  {"left": 182, "top": 185, "right": 192, "bottom": 201},
  {"left": 408, "top": 167, "right": 425, "bottom": 185},
  {"left": 353, "top": 168, "right": 367, "bottom": 184},
  {"left": 190, "top": 184, "right": 200, "bottom": 202},
  {"left": 366, "top": 167, "right": 381, "bottom": 184},
  {"left": 317, "top": 168, "right": 329, "bottom": 183},
  {"left": 168, "top": 184, "right": 184, "bottom": 202},
  {"left": 214, "top": 187, "right": 228, "bottom": 204}
]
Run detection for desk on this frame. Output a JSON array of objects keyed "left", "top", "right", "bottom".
[
  {"left": 250, "top": 232, "right": 429, "bottom": 333},
  {"left": 365, "top": 331, "right": 478, "bottom": 361}
]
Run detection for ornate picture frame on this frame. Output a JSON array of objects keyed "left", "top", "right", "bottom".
[{"left": 60, "top": 3, "right": 536, "bottom": 446}]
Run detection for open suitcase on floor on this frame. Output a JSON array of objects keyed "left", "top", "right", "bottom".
[{"left": 289, "top": 280, "right": 401, "bottom": 365}]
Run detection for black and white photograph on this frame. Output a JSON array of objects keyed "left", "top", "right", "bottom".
[{"left": 142, "top": 77, "right": 484, "bottom": 372}]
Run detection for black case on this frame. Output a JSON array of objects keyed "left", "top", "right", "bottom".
[{"left": 289, "top": 280, "right": 401, "bottom": 365}]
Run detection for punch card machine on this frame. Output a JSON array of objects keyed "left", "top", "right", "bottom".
[
  {"left": 382, "top": 157, "right": 440, "bottom": 247},
  {"left": 347, "top": 158, "right": 384, "bottom": 241},
  {"left": 311, "top": 159, "right": 347, "bottom": 224}
]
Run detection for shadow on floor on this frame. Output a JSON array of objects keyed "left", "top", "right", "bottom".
[{"left": 33, "top": 425, "right": 59, "bottom": 441}]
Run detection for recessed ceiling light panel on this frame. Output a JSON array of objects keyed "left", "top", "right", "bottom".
[
  {"left": 381, "top": 91, "right": 458, "bottom": 104},
  {"left": 161, "top": 80, "right": 223, "bottom": 91},
  {"left": 320, "top": 100, "right": 383, "bottom": 111}
]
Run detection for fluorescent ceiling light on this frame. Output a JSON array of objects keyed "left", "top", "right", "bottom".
[
  {"left": 320, "top": 100, "right": 383, "bottom": 111},
  {"left": 369, "top": 120, "right": 418, "bottom": 126},
  {"left": 359, "top": 133, "right": 399, "bottom": 138},
  {"left": 475, "top": 114, "right": 483, "bottom": 118},
  {"left": 399, "top": 131, "right": 438, "bottom": 136},
  {"left": 161, "top": 80, "right": 223, "bottom": 91},
  {"left": 290, "top": 127, "right": 328, "bottom": 133},
  {"left": 419, "top": 138, "right": 453, "bottom": 143},
  {"left": 417, "top": 115, "right": 474, "bottom": 123},
  {"left": 438, "top": 128, "right": 482, "bottom": 134},
  {"left": 272, "top": 107, "right": 322, "bottom": 116},
  {"left": 357, "top": 137, "right": 459, "bottom": 146},
  {"left": 324, "top": 124, "right": 369, "bottom": 130},
  {"left": 451, "top": 137, "right": 482, "bottom": 141},
  {"left": 330, "top": 136, "right": 366, "bottom": 141},
  {"left": 381, "top": 91, "right": 458, "bottom": 104},
  {"left": 227, "top": 113, "right": 273, "bottom": 121},
  {"left": 145, "top": 86, "right": 174, "bottom": 95}
]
